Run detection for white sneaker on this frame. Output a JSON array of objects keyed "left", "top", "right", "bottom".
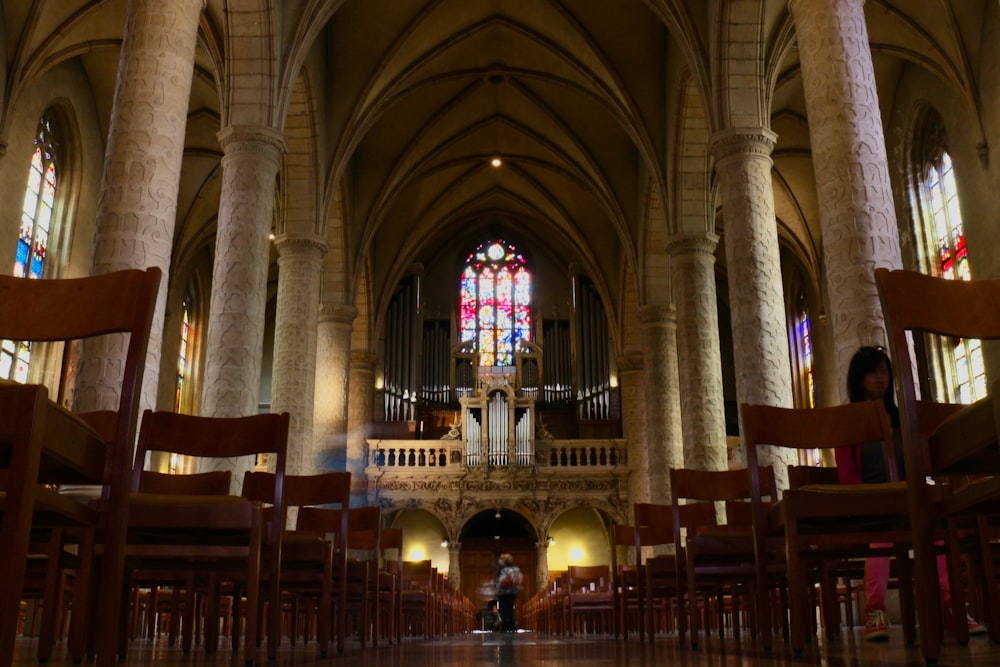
[{"left": 864, "top": 609, "right": 889, "bottom": 642}]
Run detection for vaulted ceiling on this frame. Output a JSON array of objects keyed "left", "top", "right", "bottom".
[{"left": 2, "top": 0, "right": 991, "bottom": 340}]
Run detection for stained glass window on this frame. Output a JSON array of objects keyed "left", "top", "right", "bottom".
[
  {"left": 916, "top": 147, "right": 984, "bottom": 403},
  {"left": 2, "top": 115, "right": 58, "bottom": 381},
  {"left": 175, "top": 300, "right": 191, "bottom": 411},
  {"left": 460, "top": 240, "right": 531, "bottom": 366}
]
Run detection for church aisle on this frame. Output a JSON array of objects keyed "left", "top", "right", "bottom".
[{"left": 13, "top": 627, "right": 997, "bottom": 667}]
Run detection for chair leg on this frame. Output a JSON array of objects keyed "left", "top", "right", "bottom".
[
  {"left": 977, "top": 517, "right": 1000, "bottom": 643},
  {"left": 36, "top": 532, "right": 64, "bottom": 662},
  {"left": 945, "top": 526, "right": 969, "bottom": 646}
]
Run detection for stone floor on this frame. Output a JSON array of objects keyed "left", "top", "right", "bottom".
[{"left": 12, "top": 626, "right": 1000, "bottom": 667}]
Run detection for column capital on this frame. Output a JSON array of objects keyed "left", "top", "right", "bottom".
[
  {"left": 274, "top": 236, "right": 327, "bottom": 257},
  {"left": 217, "top": 124, "right": 286, "bottom": 163},
  {"left": 636, "top": 303, "right": 676, "bottom": 326},
  {"left": 788, "top": 0, "right": 864, "bottom": 14},
  {"left": 318, "top": 303, "right": 357, "bottom": 325},
  {"left": 666, "top": 232, "right": 720, "bottom": 259},
  {"left": 350, "top": 351, "right": 378, "bottom": 370},
  {"left": 616, "top": 351, "right": 644, "bottom": 373},
  {"left": 709, "top": 127, "right": 777, "bottom": 162}
]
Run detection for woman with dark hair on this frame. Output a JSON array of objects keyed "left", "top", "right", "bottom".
[{"left": 836, "top": 346, "right": 983, "bottom": 641}]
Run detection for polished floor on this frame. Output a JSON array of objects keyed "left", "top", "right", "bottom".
[{"left": 12, "top": 626, "right": 1000, "bottom": 667}]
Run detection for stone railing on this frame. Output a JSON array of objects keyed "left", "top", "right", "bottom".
[{"left": 366, "top": 439, "right": 627, "bottom": 469}]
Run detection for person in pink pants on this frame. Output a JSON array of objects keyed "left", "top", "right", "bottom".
[{"left": 835, "top": 345, "right": 984, "bottom": 641}]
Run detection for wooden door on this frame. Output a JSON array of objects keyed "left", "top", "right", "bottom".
[{"left": 460, "top": 539, "right": 537, "bottom": 627}]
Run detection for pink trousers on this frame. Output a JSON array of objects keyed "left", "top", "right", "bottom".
[{"left": 865, "top": 542, "right": 949, "bottom": 611}]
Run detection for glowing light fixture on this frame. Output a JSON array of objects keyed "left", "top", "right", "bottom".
[{"left": 491, "top": 157, "right": 503, "bottom": 168}]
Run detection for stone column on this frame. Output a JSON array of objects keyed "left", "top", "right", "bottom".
[
  {"left": 789, "top": 0, "right": 903, "bottom": 392},
  {"left": 636, "top": 304, "right": 683, "bottom": 504},
  {"left": 78, "top": 0, "right": 205, "bottom": 416},
  {"left": 201, "top": 125, "right": 285, "bottom": 419},
  {"left": 271, "top": 237, "right": 326, "bottom": 476},
  {"left": 313, "top": 304, "right": 356, "bottom": 472},
  {"left": 536, "top": 541, "right": 550, "bottom": 591},
  {"left": 448, "top": 542, "right": 462, "bottom": 590},
  {"left": 616, "top": 351, "right": 647, "bottom": 504},
  {"left": 667, "top": 233, "right": 728, "bottom": 472},
  {"left": 347, "top": 351, "right": 376, "bottom": 503},
  {"left": 711, "top": 128, "right": 796, "bottom": 486},
  {"left": 200, "top": 126, "right": 285, "bottom": 488}
]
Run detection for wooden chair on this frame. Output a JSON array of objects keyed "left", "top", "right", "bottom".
[
  {"left": 380, "top": 527, "right": 404, "bottom": 643},
  {"left": 632, "top": 502, "right": 680, "bottom": 643},
  {"left": 124, "top": 469, "right": 233, "bottom": 655},
  {"left": 120, "top": 409, "right": 289, "bottom": 665},
  {"left": 399, "top": 559, "right": 436, "bottom": 638},
  {"left": 609, "top": 525, "right": 641, "bottom": 639},
  {"left": 564, "top": 564, "right": 615, "bottom": 636},
  {"left": 340, "top": 506, "right": 384, "bottom": 647},
  {"left": 243, "top": 470, "right": 350, "bottom": 656},
  {"left": 670, "top": 466, "right": 783, "bottom": 649},
  {"left": 0, "top": 267, "right": 161, "bottom": 667},
  {"left": 741, "top": 400, "right": 920, "bottom": 653},
  {"left": 876, "top": 266, "right": 1000, "bottom": 661}
]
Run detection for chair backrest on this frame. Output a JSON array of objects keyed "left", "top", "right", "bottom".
[
  {"left": 345, "top": 506, "right": 382, "bottom": 554},
  {"left": 633, "top": 502, "right": 673, "bottom": 550},
  {"left": 245, "top": 470, "right": 350, "bottom": 559},
  {"left": 610, "top": 524, "right": 636, "bottom": 574},
  {"left": 670, "top": 466, "right": 776, "bottom": 549},
  {"left": 0, "top": 268, "right": 161, "bottom": 493},
  {"left": 132, "top": 410, "right": 290, "bottom": 561},
  {"left": 740, "top": 399, "right": 896, "bottom": 551},
  {"left": 787, "top": 465, "right": 838, "bottom": 489},
  {"left": 741, "top": 400, "right": 896, "bottom": 493},
  {"left": 875, "top": 265, "right": 1000, "bottom": 478},
  {"left": 401, "top": 559, "right": 433, "bottom": 591},
  {"left": 137, "top": 469, "right": 232, "bottom": 495},
  {"left": 567, "top": 564, "right": 612, "bottom": 591},
  {"left": 381, "top": 527, "right": 404, "bottom": 572}
]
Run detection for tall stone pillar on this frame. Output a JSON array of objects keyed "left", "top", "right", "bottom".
[
  {"left": 711, "top": 128, "right": 796, "bottom": 486},
  {"left": 78, "top": 0, "right": 205, "bottom": 416},
  {"left": 200, "top": 126, "right": 285, "bottom": 489},
  {"left": 617, "top": 351, "right": 648, "bottom": 504},
  {"left": 201, "top": 125, "right": 285, "bottom": 420},
  {"left": 789, "top": 0, "right": 903, "bottom": 391},
  {"left": 313, "top": 304, "right": 357, "bottom": 473},
  {"left": 271, "top": 238, "right": 326, "bottom": 476},
  {"left": 347, "top": 351, "right": 376, "bottom": 503},
  {"left": 636, "top": 304, "right": 683, "bottom": 504},
  {"left": 667, "top": 233, "right": 728, "bottom": 472}
]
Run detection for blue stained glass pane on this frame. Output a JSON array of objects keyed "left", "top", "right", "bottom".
[
  {"left": 30, "top": 254, "right": 43, "bottom": 279},
  {"left": 14, "top": 239, "right": 29, "bottom": 277}
]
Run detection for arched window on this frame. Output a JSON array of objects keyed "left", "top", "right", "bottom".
[
  {"left": 459, "top": 240, "right": 531, "bottom": 366},
  {"left": 175, "top": 299, "right": 191, "bottom": 411},
  {"left": 1, "top": 115, "right": 59, "bottom": 381},
  {"left": 910, "top": 109, "right": 984, "bottom": 403}
]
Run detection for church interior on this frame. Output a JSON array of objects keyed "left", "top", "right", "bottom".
[{"left": 5, "top": 1, "right": 1000, "bottom": 665}]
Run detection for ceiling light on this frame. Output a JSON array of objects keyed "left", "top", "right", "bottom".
[{"left": 491, "top": 157, "right": 502, "bottom": 168}]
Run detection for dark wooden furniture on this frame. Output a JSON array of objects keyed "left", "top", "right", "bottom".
[
  {"left": 0, "top": 267, "right": 161, "bottom": 667},
  {"left": 742, "top": 400, "right": 917, "bottom": 653},
  {"left": 121, "top": 410, "right": 289, "bottom": 665},
  {"left": 876, "top": 266, "right": 1000, "bottom": 661}
]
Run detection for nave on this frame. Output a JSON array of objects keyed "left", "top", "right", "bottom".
[{"left": 11, "top": 628, "right": 998, "bottom": 667}]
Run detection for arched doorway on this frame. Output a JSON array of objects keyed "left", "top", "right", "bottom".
[{"left": 459, "top": 509, "right": 537, "bottom": 629}]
